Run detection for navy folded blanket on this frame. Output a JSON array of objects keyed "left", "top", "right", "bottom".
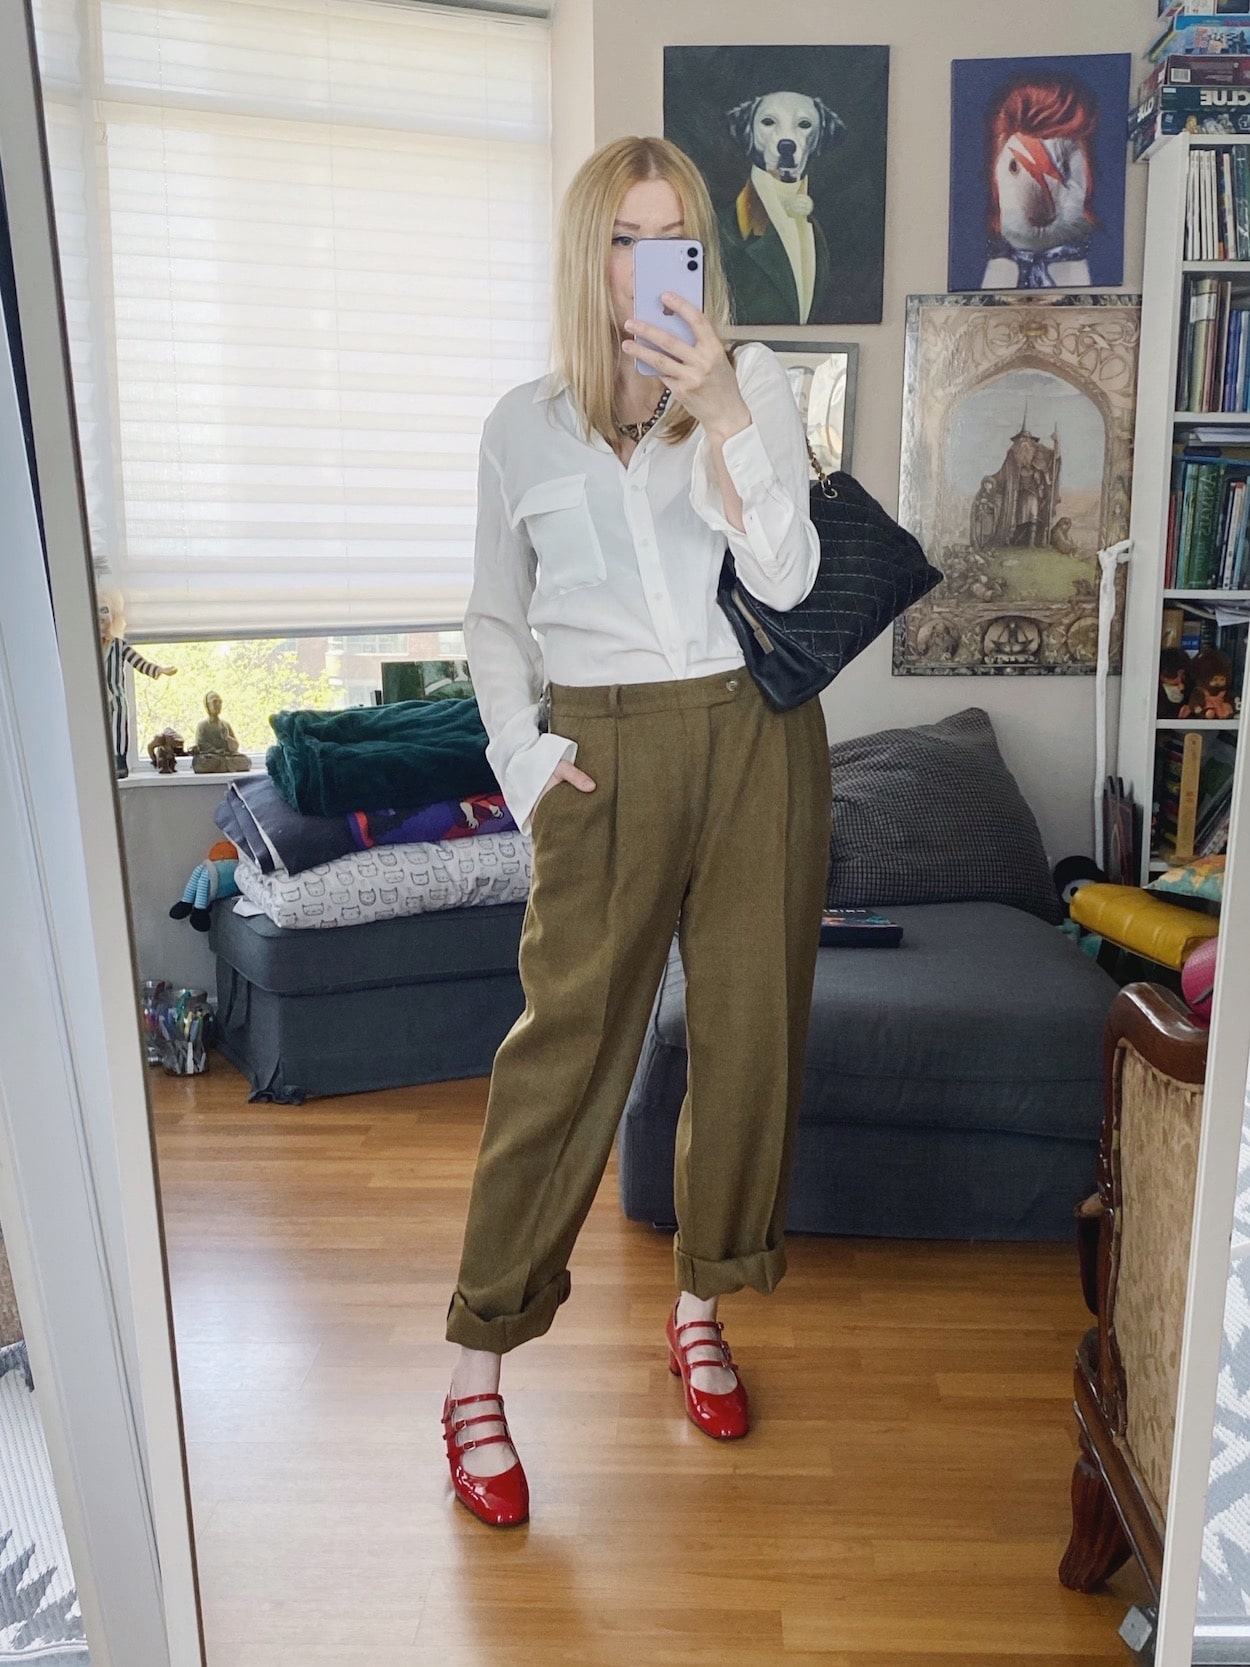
[
  {"left": 215, "top": 774, "right": 517, "bottom": 877},
  {"left": 266, "top": 697, "right": 498, "bottom": 817}
]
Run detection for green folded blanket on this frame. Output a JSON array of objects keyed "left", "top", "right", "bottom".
[{"left": 266, "top": 698, "right": 498, "bottom": 818}]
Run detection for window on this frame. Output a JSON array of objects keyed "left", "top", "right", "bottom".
[
  {"left": 131, "top": 628, "right": 467, "bottom": 759},
  {"left": 33, "top": 0, "right": 551, "bottom": 638}
]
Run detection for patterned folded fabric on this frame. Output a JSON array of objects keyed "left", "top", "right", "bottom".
[{"left": 232, "top": 829, "right": 532, "bottom": 930}]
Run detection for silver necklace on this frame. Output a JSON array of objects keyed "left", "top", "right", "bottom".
[{"left": 616, "top": 385, "right": 671, "bottom": 442}]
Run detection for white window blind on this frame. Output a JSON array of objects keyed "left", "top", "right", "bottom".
[{"left": 33, "top": 0, "right": 551, "bottom": 637}]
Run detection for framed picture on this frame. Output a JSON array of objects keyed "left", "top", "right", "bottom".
[
  {"left": 894, "top": 292, "right": 1140, "bottom": 677},
  {"left": 948, "top": 54, "right": 1131, "bottom": 292},
  {"left": 731, "top": 337, "right": 858, "bottom": 473},
  {"left": 664, "top": 45, "right": 889, "bottom": 326}
]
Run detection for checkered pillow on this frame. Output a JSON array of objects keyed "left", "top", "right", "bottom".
[{"left": 826, "top": 707, "right": 1062, "bottom": 924}]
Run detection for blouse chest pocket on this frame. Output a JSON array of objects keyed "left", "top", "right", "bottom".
[{"left": 510, "top": 473, "right": 606, "bottom": 596}]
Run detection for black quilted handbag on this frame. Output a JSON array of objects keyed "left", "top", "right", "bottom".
[{"left": 716, "top": 452, "right": 945, "bottom": 712}]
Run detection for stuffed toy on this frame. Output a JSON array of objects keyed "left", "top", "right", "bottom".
[
  {"left": 1180, "top": 647, "right": 1237, "bottom": 720},
  {"left": 170, "top": 840, "right": 240, "bottom": 933}
]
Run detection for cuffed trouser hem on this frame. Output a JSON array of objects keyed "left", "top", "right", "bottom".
[
  {"left": 445, "top": 1269, "right": 571, "bottom": 1354},
  {"left": 672, "top": 1241, "right": 787, "bottom": 1299}
]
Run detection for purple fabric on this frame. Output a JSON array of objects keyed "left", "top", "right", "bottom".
[
  {"left": 346, "top": 794, "right": 516, "bottom": 850},
  {"left": 215, "top": 778, "right": 518, "bottom": 878}
]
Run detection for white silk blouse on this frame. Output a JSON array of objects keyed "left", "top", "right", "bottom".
[{"left": 463, "top": 340, "right": 819, "bottom": 834}]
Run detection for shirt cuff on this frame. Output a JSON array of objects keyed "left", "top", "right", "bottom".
[
  {"left": 487, "top": 723, "right": 578, "bottom": 837},
  {"left": 690, "top": 421, "right": 796, "bottom": 550},
  {"left": 720, "top": 420, "right": 778, "bottom": 501}
]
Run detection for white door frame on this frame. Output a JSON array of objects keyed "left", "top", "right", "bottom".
[{"left": 0, "top": 2, "right": 204, "bottom": 1662}]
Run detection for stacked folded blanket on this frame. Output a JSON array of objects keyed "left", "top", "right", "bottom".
[
  {"left": 266, "top": 697, "right": 496, "bottom": 817},
  {"left": 233, "top": 833, "right": 532, "bottom": 930},
  {"left": 212, "top": 695, "right": 530, "bottom": 931},
  {"left": 215, "top": 775, "right": 518, "bottom": 875}
]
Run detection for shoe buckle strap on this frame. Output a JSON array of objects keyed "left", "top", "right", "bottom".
[
  {"left": 450, "top": 1411, "right": 509, "bottom": 1435},
  {"left": 673, "top": 1318, "right": 724, "bottom": 1340},
  {"left": 454, "top": 1433, "right": 514, "bottom": 1455}
]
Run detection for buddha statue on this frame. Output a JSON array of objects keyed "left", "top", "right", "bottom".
[{"left": 190, "top": 690, "right": 252, "bottom": 774}]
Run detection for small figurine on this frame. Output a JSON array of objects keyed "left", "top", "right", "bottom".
[
  {"left": 1180, "top": 647, "right": 1237, "bottom": 720},
  {"left": 1158, "top": 646, "right": 1193, "bottom": 718},
  {"left": 147, "top": 728, "right": 186, "bottom": 773},
  {"left": 190, "top": 690, "right": 252, "bottom": 774},
  {"left": 97, "top": 589, "right": 176, "bottom": 778}
]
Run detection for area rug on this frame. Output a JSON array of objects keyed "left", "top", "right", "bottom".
[
  {"left": 1198, "top": 1107, "right": 1250, "bottom": 1625},
  {"left": 0, "top": 1358, "right": 88, "bottom": 1663}
]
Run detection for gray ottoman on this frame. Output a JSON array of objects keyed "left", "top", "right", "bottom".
[
  {"left": 210, "top": 901, "right": 526, "bottom": 1102},
  {"left": 618, "top": 900, "right": 1119, "bottom": 1242}
]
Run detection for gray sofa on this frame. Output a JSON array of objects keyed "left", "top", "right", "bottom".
[{"left": 618, "top": 899, "right": 1120, "bottom": 1242}]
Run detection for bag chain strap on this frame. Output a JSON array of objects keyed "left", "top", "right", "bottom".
[{"left": 805, "top": 436, "right": 840, "bottom": 500}]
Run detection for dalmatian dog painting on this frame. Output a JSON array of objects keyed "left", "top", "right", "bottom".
[
  {"left": 664, "top": 45, "right": 890, "bottom": 326},
  {"left": 721, "top": 92, "right": 845, "bottom": 326},
  {"left": 948, "top": 55, "right": 1131, "bottom": 292}
]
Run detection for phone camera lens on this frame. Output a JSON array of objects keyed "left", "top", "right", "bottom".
[
  {"left": 687, "top": 260, "right": 698, "bottom": 271},
  {"left": 687, "top": 246, "right": 698, "bottom": 258}
]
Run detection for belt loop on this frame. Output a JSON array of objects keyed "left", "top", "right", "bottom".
[{"left": 611, "top": 685, "right": 622, "bottom": 714}]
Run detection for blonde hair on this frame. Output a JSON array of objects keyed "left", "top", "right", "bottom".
[{"left": 553, "top": 136, "right": 732, "bottom": 448}]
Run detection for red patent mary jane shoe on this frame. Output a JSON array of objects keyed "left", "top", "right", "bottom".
[
  {"left": 665, "top": 1305, "right": 750, "bottom": 1440},
  {"left": 441, "top": 1392, "right": 530, "bottom": 1527}
]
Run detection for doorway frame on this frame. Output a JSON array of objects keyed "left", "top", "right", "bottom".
[{"left": 0, "top": 3, "right": 205, "bottom": 1662}]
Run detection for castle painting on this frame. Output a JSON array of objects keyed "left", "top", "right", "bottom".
[{"left": 895, "top": 293, "right": 1140, "bottom": 676}]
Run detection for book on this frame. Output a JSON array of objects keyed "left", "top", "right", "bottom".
[
  {"left": 1174, "top": 729, "right": 1206, "bottom": 860},
  {"left": 819, "top": 909, "right": 903, "bottom": 948},
  {"left": 1192, "top": 463, "right": 1223, "bottom": 581},
  {"left": 1103, "top": 777, "right": 1142, "bottom": 885},
  {"left": 1158, "top": 83, "right": 1250, "bottom": 114},
  {"left": 1133, "top": 108, "right": 1250, "bottom": 157},
  {"left": 1160, "top": 0, "right": 1250, "bottom": 14},
  {"left": 1147, "top": 51, "right": 1250, "bottom": 85},
  {"left": 1153, "top": 735, "right": 1187, "bottom": 857},
  {"left": 1149, "top": 21, "right": 1250, "bottom": 62}
]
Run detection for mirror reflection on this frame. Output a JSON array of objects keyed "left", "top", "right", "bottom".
[{"left": 20, "top": 0, "right": 1250, "bottom": 1663}]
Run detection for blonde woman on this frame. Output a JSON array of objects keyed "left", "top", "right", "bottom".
[{"left": 442, "top": 136, "right": 831, "bottom": 1527}]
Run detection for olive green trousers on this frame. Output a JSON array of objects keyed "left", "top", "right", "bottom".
[{"left": 445, "top": 667, "right": 832, "bottom": 1354}]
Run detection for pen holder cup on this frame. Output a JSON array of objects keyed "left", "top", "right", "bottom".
[{"left": 159, "top": 989, "right": 214, "bottom": 1076}]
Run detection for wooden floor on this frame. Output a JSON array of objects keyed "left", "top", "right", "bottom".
[{"left": 150, "top": 1058, "right": 1146, "bottom": 1667}]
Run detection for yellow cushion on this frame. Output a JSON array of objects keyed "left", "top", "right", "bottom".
[{"left": 1070, "top": 883, "right": 1219, "bottom": 971}]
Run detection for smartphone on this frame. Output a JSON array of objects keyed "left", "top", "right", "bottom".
[{"left": 631, "top": 238, "right": 703, "bottom": 376}]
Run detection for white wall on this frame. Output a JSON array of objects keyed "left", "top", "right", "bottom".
[
  {"left": 586, "top": 0, "right": 1155, "bottom": 861},
  {"left": 119, "top": 777, "right": 227, "bottom": 998}
]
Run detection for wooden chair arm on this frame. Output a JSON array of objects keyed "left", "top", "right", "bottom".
[{"left": 1104, "top": 983, "right": 1209, "bottom": 1090}]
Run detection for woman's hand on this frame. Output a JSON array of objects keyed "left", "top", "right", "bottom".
[
  {"left": 622, "top": 295, "right": 750, "bottom": 442},
  {"left": 536, "top": 758, "right": 596, "bottom": 805}
]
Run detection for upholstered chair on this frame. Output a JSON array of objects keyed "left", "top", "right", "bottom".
[{"left": 1059, "top": 982, "right": 1208, "bottom": 1598}]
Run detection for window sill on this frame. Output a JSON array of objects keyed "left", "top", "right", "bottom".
[{"left": 116, "top": 766, "right": 264, "bottom": 789}]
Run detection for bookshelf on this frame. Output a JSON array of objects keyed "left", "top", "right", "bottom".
[{"left": 1120, "top": 135, "right": 1250, "bottom": 885}]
